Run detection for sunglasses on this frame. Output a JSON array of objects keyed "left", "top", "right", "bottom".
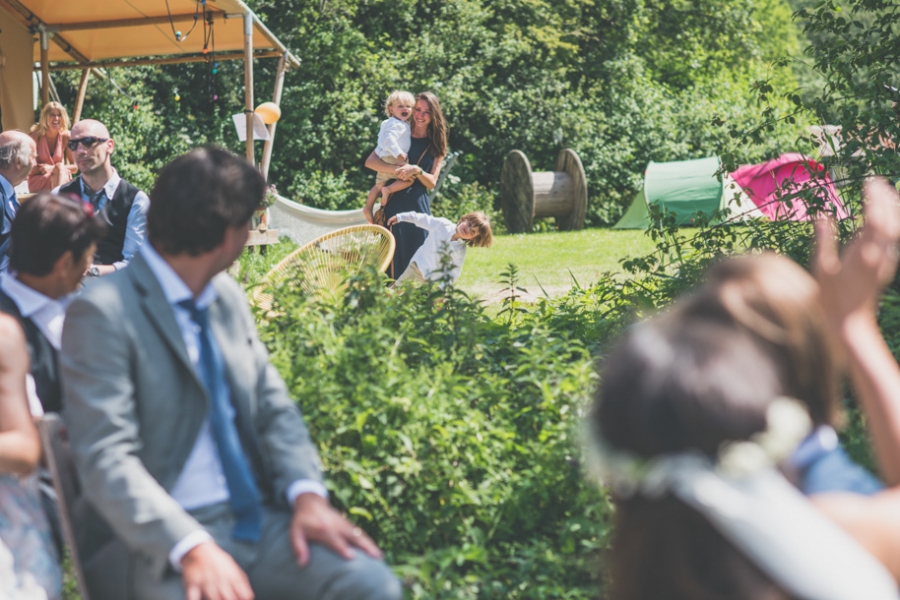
[{"left": 67, "top": 136, "right": 109, "bottom": 151}]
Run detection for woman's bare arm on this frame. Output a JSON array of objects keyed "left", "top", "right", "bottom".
[
  {"left": 813, "top": 178, "right": 900, "bottom": 484},
  {"left": 814, "top": 490, "right": 900, "bottom": 581},
  {"left": 0, "top": 316, "right": 40, "bottom": 475},
  {"left": 365, "top": 152, "right": 401, "bottom": 176},
  {"left": 395, "top": 155, "right": 444, "bottom": 190}
]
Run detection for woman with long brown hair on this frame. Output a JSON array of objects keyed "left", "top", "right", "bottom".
[
  {"left": 365, "top": 91, "right": 448, "bottom": 278},
  {"left": 588, "top": 179, "right": 900, "bottom": 598},
  {"left": 28, "top": 102, "right": 76, "bottom": 192}
]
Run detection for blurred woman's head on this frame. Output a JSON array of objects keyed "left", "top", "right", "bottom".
[
  {"left": 31, "top": 102, "right": 71, "bottom": 137},
  {"left": 591, "top": 316, "right": 793, "bottom": 600},
  {"left": 414, "top": 91, "right": 448, "bottom": 158},
  {"left": 677, "top": 252, "right": 839, "bottom": 425}
]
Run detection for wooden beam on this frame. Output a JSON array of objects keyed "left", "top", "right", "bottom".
[
  {"left": 243, "top": 13, "right": 254, "bottom": 165},
  {"left": 260, "top": 56, "right": 286, "bottom": 182},
  {"left": 51, "top": 12, "right": 244, "bottom": 32},
  {"left": 43, "top": 51, "right": 282, "bottom": 71},
  {"left": 40, "top": 30, "right": 50, "bottom": 106},
  {"left": 73, "top": 69, "right": 91, "bottom": 123}
]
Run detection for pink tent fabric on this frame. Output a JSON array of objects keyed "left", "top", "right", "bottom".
[{"left": 729, "top": 153, "right": 848, "bottom": 221}]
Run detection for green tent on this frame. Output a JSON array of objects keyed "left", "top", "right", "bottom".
[{"left": 614, "top": 156, "right": 728, "bottom": 229}]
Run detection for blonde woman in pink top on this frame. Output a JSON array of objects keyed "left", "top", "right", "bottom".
[{"left": 28, "top": 102, "right": 76, "bottom": 192}]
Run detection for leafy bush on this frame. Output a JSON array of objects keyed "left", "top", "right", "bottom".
[
  {"left": 288, "top": 169, "right": 366, "bottom": 210},
  {"left": 257, "top": 267, "right": 609, "bottom": 598}
]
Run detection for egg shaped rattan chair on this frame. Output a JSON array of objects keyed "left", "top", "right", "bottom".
[{"left": 252, "top": 224, "right": 395, "bottom": 310}]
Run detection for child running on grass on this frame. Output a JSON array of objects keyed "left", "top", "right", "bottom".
[
  {"left": 364, "top": 90, "right": 416, "bottom": 223},
  {"left": 386, "top": 211, "right": 493, "bottom": 285}
]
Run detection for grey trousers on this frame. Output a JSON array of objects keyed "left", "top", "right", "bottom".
[{"left": 131, "top": 503, "right": 402, "bottom": 600}]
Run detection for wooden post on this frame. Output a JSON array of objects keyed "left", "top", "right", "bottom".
[
  {"left": 243, "top": 13, "right": 254, "bottom": 165},
  {"left": 260, "top": 56, "right": 286, "bottom": 182},
  {"left": 73, "top": 68, "right": 90, "bottom": 123},
  {"left": 40, "top": 30, "right": 50, "bottom": 107}
]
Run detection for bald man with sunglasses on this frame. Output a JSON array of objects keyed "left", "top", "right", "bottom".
[{"left": 54, "top": 119, "right": 149, "bottom": 277}]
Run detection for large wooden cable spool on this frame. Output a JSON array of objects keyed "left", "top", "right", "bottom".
[{"left": 500, "top": 148, "right": 588, "bottom": 233}]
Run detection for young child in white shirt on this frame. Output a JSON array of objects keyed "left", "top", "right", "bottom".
[
  {"left": 364, "top": 90, "right": 415, "bottom": 223},
  {"left": 386, "top": 211, "right": 493, "bottom": 285}
]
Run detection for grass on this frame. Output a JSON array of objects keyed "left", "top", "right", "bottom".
[
  {"left": 456, "top": 229, "right": 656, "bottom": 302},
  {"left": 232, "top": 229, "right": 657, "bottom": 304}
]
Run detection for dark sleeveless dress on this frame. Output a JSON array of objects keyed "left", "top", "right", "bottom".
[{"left": 382, "top": 136, "right": 435, "bottom": 278}]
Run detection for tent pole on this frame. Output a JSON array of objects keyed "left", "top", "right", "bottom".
[
  {"left": 243, "top": 12, "right": 254, "bottom": 166},
  {"left": 73, "top": 68, "right": 90, "bottom": 123},
  {"left": 260, "top": 56, "right": 286, "bottom": 182},
  {"left": 40, "top": 29, "right": 50, "bottom": 107}
]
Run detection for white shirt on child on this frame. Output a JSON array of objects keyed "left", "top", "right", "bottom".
[
  {"left": 375, "top": 116, "right": 411, "bottom": 160},
  {"left": 394, "top": 212, "right": 467, "bottom": 283}
]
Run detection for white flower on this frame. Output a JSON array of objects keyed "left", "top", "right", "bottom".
[{"left": 719, "top": 441, "right": 770, "bottom": 476}]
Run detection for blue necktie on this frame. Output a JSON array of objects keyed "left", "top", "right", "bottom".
[{"left": 179, "top": 299, "right": 262, "bottom": 543}]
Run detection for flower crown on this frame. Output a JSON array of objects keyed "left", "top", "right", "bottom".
[{"left": 587, "top": 397, "right": 812, "bottom": 498}]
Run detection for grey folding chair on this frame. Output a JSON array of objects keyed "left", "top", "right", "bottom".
[
  {"left": 38, "top": 413, "right": 91, "bottom": 600},
  {"left": 428, "top": 150, "right": 461, "bottom": 201}
]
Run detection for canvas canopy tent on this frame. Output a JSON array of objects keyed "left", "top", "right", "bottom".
[
  {"left": 614, "top": 156, "right": 762, "bottom": 229},
  {"left": 0, "top": 0, "right": 298, "bottom": 177}
]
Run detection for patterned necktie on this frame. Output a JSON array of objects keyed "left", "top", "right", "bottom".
[{"left": 178, "top": 299, "right": 262, "bottom": 542}]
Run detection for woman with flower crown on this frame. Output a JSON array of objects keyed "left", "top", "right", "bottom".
[{"left": 587, "top": 178, "right": 900, "bottom": 599}]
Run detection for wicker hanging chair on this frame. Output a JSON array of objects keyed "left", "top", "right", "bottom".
[{"left": 252, "top": 224, "right": 395, "bottom": 310}]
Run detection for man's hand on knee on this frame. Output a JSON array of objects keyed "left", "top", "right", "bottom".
[
  {"left": 182, "top": 541, "right": 254, "bottom": 600},
  {"left": 291, "top": 493, "right": 383, "bottom": 567}
]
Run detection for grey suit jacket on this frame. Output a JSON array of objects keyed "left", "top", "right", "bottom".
[{"left": 60, "top": 252, "right": 323, "bottom": 584}]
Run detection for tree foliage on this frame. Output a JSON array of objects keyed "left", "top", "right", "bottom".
[{"left": 50, "top": 0, "right": 805, "bottom": 226}]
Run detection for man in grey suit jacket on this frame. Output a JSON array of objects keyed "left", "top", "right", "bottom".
[
  {"left": 0, "top": 130, "right": 37, "bottom": 273},
  {"left": 61, "top": 147, "right": 401, "bottom": 600}
]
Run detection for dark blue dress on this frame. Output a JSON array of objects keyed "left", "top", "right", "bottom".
[{"left": 382, "top": 136, "right": 435, "bottom": 278}]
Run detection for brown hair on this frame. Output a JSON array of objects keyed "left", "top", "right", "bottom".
[
  {"left": 593, "top": 317, "right": 794, "bottom": 600},
  {"left": 675, "top": 252, "right": 838, "bottom": 425},
  {"left": 459, "top": 212, "right": 493, "bottom": 248},
  {"left": 416, "top": 91, "right": 448, "bottom": 158},
  {"left": 31, "top": 102, "right": 71, "bottom": 138},
  {"left": 149, "top": 147, "right": 264, "bottom": 256},
  {"left": 10, "top": 193, "right": 106, "bottom": 276}
]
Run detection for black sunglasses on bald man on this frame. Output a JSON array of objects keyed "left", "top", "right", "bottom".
[{"left": 67, "top": 136, "right": 109, "bottom": 151}]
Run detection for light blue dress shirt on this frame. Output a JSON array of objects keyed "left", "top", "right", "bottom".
[
  {"left": 53, "top": 170, "right": 148, "bottom": 270},
  {"left": 140, "top": 244, "right": 326, "bottom": 568}
]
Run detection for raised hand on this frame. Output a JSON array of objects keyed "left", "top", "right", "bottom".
[{"left": 813, "top": 177, "right": 900, "bottom": 330}]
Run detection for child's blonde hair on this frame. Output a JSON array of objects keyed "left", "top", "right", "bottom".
[
  {"left": 460, "top": 212, "right": 493, "bottom": 248},
  {"left": 384, "top": 90, "right": 415, "bottom": 117}
]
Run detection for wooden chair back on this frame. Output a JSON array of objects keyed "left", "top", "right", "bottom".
[{"left": 38, "top": 414, "right": 91, "bottom": 600}]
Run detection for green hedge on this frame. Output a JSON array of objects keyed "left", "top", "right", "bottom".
[{"left": 258, "top": 268, "right": 610, "bottom": 598}]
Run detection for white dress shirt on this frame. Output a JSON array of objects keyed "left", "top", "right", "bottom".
[
  {"left": 0, "top": 272, "right": 71, "bottom": 415},
  {"left": 140, "top": 244, "right": 327, "bottom": 569},
  {"left": 53, "top": 170, "right": 149, "bottom": 270},
  {"left": 394, "top": 212, "right": 467, "bottom": 283},
  {"left": 375, "top": 116, "right": 411, "bottom": 160}
]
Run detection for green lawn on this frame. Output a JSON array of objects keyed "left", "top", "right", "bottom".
[
  {"left": 457, "top": 229, "right": 656, "bottom": 302},
  {"left": 234, "top": 229, "right": 657, "bottom": 304}
]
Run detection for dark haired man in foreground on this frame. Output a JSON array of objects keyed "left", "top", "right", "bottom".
[
  {"left": 61, "top": 147, "right": 401, "bottom": 600},
  {"left": 0, "top": 193, "right": 105, "bottom": 414}
]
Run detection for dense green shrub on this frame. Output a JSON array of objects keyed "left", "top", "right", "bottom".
[
  {"left": 288, "top": 169, "right": 365, "bottom": 210},
  {"left": 257, "top": 268, "right": 609, "bottom": 598}
]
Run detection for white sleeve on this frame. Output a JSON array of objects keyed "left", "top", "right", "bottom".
[
  {"left": 376, "top": 119, "right": 410, "bottom": 159},
  {"left": 395, "top": 212, "right": 448, "bottom": 232}
]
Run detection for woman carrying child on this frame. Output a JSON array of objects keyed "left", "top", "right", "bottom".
[{"left": 365, "top": 91, "right": 448, "bottom": 278}]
